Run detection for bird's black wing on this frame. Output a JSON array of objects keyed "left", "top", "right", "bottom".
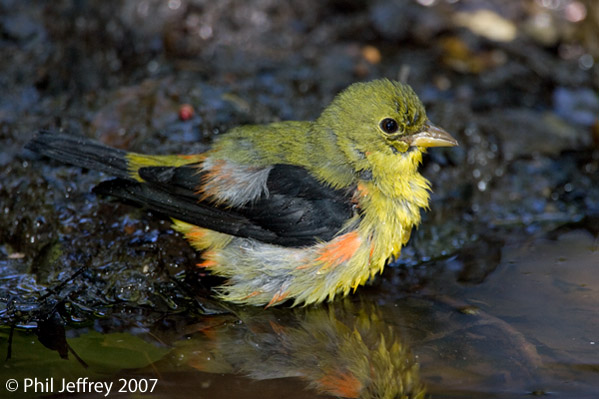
[
  {"left": 242, "top": 164, "right": 355, "bottom": 243},
  {"left": 94, "top": 164, "right": 355, "bottom": 247}
]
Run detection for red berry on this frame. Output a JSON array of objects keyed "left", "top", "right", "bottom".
[{"left": 179, "top": 104, "right": 194, "bottom": 121}]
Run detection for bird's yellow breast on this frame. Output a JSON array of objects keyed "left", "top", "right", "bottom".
[{"left": 356, "top": 149, "right": 431, "bottom": 271}]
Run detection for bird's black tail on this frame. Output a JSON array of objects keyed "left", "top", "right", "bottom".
[{"left": 25, "top": 130, "right": 132, "bottom": 179}]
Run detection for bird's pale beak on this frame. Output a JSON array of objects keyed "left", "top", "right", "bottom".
[{"left": 401, "top": 121, "right": 458, "bottom": 148}]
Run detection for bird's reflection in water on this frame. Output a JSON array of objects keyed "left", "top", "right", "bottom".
[{"left": 171, "top": 300, "right": 425, "bottom": 399}]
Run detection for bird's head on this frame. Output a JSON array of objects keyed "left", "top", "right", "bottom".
[{"left": 317, "top": 79, "right": 457, "bottom": 161}]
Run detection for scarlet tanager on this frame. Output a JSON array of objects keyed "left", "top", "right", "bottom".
[{"left": 27, "top": 79, "right": 458, "bottom": 307}]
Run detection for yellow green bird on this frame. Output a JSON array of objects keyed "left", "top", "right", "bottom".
[{"left": 27, "top": 79, "right": 458, "bottom": 307}]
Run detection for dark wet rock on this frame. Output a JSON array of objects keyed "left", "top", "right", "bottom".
[
  {"left": 370, "top": 1, "right": 413, "bottom": 41},
  {"left": 0, "top": 12, "right": 45, "bottom": 42},
  {"left": 480, "top": 108, "right": 592, "bottom": 160},
  {"left": 553, "top": 86, "right": 599, "bottom": 127}
]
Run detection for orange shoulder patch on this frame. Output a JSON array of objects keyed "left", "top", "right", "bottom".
[
  {"left": 351, "top": 182, "right": 369, "bottom": 205},
  {"left": 196, "top": 159, "right": 228, "bottom": 201}
]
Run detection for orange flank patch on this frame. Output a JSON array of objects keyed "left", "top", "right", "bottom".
[
  {"left": 186, "top": 228, "right": 206, "bottom": 241},
  {"left": 316, "top": 231, "right": 361, "bottom": 269},
  {"left": 197, "top": 259, "right": 217, "bottom": 268},
  {"left": 317, "top": 371, "right": 362, "bottom": 398},
  {"left": 242, "top": 290, "right": 261, "bottom": 300},
  {"left": 265, "top": 290, "right": 289, "bottom": 308},
  {"left": 197, "top": 251, "right": 217, "bottom": 268}
]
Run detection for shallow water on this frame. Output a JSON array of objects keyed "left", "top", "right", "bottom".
[
  {"left": 419, "top": 230, "right": 599, "bottom": 398},
  {"left": 1, "top": 229, "right": 597, "bottom": 398}
]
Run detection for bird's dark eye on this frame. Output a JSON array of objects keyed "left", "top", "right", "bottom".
[{"left": 380, "top": 118, "right": 399, "bottom": 134}]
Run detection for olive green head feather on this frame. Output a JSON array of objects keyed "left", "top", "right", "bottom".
[
  {"left": 316, "top": 79, "right": 427, "bottom": 154},
  {"left": 316, "top": 79, "right": 456, "bottom": 159}
]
